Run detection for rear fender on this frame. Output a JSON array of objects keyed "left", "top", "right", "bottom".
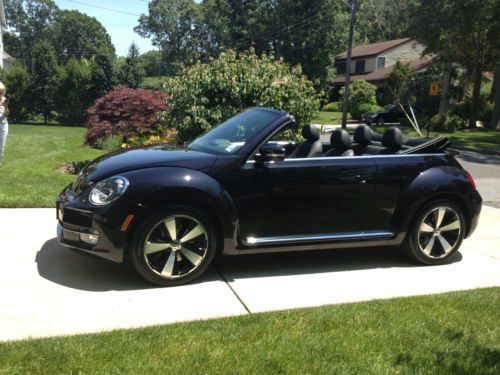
[{"left": 389, "top": 165, "right": 473, "bottom": 243}]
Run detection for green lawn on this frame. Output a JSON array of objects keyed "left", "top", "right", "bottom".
[
  {"left": 0, "top": 124, "right": 104, "bottom": 208},
  {"left": 372, "top": 126, "right": 500, "bottom": 151},
  {"left": 313, "top": 110, "right": 351, "bottom": 125},
  {"left": 0, "top": 288, "right": 498, "bottom": 374}
]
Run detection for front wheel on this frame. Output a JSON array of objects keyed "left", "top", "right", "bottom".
[
  {"left": 402, "top": 200, "right": 465, "bottom": 265},
  {"left": 130, "top": 206, "right": 217, "bottom": 286},
  {"left": 376, "top": 117, "right": 385, "bottom": 126}
]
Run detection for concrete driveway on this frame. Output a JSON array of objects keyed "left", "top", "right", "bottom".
[{"left": 1, "top": 206, "right": 499, "bottom": 342}]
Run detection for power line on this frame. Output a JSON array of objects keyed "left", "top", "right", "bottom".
[
  {"left": 64, "top": 0, "right": 141, "bottom": 17},
  {"left": 234, "top": 0, "right": 327, "bottom": 49}
]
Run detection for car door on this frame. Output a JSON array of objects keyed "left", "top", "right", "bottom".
[{"left": 234, "top": 156, "right": 378, "bottom": 243}]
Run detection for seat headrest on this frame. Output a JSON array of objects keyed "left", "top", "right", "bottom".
[
  {"left": 330, "top": 129, "right": 352, "bottom": 150},
  {"left": 301, "top": 124, "right": 320, "bottom": 141},
  {"left": 354, "top": 125, "right": 372, "bottom": 145},
  {"left": 382, "top": 127, "right": 403, "bottom": 149}
]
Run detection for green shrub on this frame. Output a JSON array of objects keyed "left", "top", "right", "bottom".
[
  {"left": 351, "top": 103, "right": 382, "bottom": 121},
  {"left": 55, "top": 58, "right": 93, "bottom": 126},
  {"left": 95, "top": 135, "right": 124, "bottom": 151},
  {"left": 339, "top": 80, "right": 377, "bottom": 111},
  {"left": 479, "top": 101, "right": 493, "bottom": 124},
  {"left": 430, "top": 113, "right": 464, "bottom": 133},
  {"left": 163, "top": 49, "right": 320, "bottom": 142},
  {"left": 0, "top": 62, "right": 32, "bottom": 123},
  {"left": 321, "top": 102, "right": 342, "bottom": 112}
]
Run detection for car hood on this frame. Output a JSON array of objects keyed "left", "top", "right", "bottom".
[{"left": 73, "top": 146, "right": 217, "bottom": 194}]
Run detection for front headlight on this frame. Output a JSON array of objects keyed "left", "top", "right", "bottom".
[{"left": 89, "top": 176, "right": 129, "bottom": 206}]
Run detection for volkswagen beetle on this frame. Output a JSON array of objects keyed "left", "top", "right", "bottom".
[{"left": 56, "top": 108, "right": 482, "bottom": 286}]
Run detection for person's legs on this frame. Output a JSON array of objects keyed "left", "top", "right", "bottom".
[{"left": 0, "top": 123, "right": 8, "bottom": 163}]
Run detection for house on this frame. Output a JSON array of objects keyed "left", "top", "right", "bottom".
[
  {"left": 332, "top": 38, "right": 435, "bottom": 100},
  {"left": 0, "top": 0, "right": 13, "bottom": 70}
]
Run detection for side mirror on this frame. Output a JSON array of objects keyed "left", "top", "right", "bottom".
[{"left": 254, "top": 144, "right": 286, "bottom": 164}]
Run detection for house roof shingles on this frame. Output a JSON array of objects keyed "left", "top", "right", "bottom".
[
  {"left": 335, "top": 37, "right": 413, "bottom": 60},
  {"left": 332, "top": 56, "right": 436, "bottom": 85}
]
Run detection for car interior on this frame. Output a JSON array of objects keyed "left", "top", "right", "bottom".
[{"left": 269, "top": 124, "right": 451, "bottom": 159}]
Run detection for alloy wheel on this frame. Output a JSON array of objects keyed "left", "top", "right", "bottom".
[
  {"left": 417, "top": 206, "right": 462, "bottom": 259},
  {"left": 143, "top": 215, "right": 209, "bottom": 279}
]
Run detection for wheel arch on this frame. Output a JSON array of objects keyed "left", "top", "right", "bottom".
[
  {"left": 121, "top": 167, "right": 238, "bottom": 254},
  {"left": 389, "top": 165, "right": 474, "bottom": 243}
]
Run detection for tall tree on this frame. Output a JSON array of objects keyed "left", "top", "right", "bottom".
[
  {"left": 3, "top": 0, "right": 59, "bottom": 71},
  {"left": 119, "top": 42, "right": 145, "bottom": 89},
  {"left": 135, "top": 0, "right": 203, "bottom": 75},
  {"left": 410, "top": 0, "right": 498, "bottom": 128},
  {"left": 46, "top": 10, "right": 115, "bottom": 63},
  {"left": 55, "top": 58, "right": 92, "bottom": 125},
  {"left": 487, "top": 3, "right": 500, "bottom": 129},
  {"left": 356, "top": 0, "right": 417, "bottom": 43},
  {"left": 90, "top": 52, "right": 116, "bottom": 99},
  {"left": 31, "top": 39, "right": 58, "bottom": 123}
]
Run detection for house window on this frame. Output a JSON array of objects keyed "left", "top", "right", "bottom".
[
  {"left": 355, "top": 60, "right": 365, "bottom": 73},
  {"left": 335, "top": 62, "right": 346, "bottom": 74},
  {"left": 377, "top": 57, "right": 386, "bottom": 69}
]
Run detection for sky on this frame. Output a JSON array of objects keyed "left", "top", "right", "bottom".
[{"left": 54, "top": 0, "right": 155, "bottom": 56}]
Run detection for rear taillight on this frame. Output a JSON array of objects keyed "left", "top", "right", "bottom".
[{"left": 467, "top": 173, "right": 476, "bottom": 190}]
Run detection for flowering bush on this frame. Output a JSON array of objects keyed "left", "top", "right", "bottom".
[
  {"left": 163, "top": 49, "right": 320, "bottom": 142},
  {"left": 85, "top": 85, "right": 167, "bottom": 146},
  {"left": 121, "top": 129, "right": 179, "bottom": 149}
]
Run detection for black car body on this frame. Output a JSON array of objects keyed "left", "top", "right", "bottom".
[
  {"left": 57, "top": 108, "right": 482, "bottom": 286},
  {"left": 363, "top": 104, "right": 421, "bottom": 126}
]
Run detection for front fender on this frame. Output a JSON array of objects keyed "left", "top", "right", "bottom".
[
  {"left": 121, "top": 167, "right": 238, "bottom": 247},
  {"left": 390, "top": 165, "right": 473, "bottom": 243}
]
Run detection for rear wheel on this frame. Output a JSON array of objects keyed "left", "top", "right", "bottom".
[
  {"left": 402, "top": 200, "right": 465, "bottom": 265},
  {"left": 130, "top": 206, "right": 217, "bottom": 286}
]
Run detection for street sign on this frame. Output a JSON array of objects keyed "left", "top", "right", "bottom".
[{"left": 429, "top": 81, "right": 440, "bottom": 96}]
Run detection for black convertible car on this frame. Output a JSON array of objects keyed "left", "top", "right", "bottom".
[{"left": 57, "top": 108, "right": 482, "bottom": 286}]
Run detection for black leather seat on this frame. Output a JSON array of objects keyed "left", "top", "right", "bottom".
[
  {"left": 352, "top": 124, "right": 383, "bottom": 155},
  {"left": 289, "top": 124, "right": 323, "bottom": 158},
  {"left": 323, "top": 129, "right": 354, "bottom": 157},
  {"left": 380, "top": 127, "right": 404, "bottom": 154}
]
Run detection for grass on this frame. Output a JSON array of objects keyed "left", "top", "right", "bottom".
[
  {"left": 140, "top": 76, "right": 168, "bottom": 90},
  {"left": 0, "top": 288, "right": 499, "bottom": 374},
  {"left": 0, "top": 124, "right": 104, "bottom": 208},
  {"left": 372, "top": 126, "right": 500, "bottom": 151},
  {"left": 313, "top": 110, "right": 351, "bottom": 125}
]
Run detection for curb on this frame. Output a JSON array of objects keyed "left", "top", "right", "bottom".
[{"left": 451, "top": 145, "right": 500, "bottom": 156}]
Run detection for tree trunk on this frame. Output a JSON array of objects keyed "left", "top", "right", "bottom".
[
  {"left": 439, "top": 60, "right": 452, "bottom": 114},
  {"left": 490, "top": 64, "right": 500, "bottom": 130},
  {"left": 468, "top": 47, "right": 483, "bottom": 129}
]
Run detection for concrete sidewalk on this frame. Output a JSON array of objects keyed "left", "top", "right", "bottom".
[{"left": 1, "top": 206, "right": 499, "bottom": 341}]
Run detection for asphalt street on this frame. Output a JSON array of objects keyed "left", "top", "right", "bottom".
[{"left": 455, "top": 150, "right": 500, "bottom": 208}]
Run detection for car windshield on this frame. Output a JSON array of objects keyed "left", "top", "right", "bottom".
[
  {"left": 189, "top": 109, "right": 282, "bottom": 155},
  {"left": 383, "top": 104, "right": 397, "bottom": 111}
]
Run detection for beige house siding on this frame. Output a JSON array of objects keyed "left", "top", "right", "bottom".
[
  {"left": 379, "top": 41, "right": 426, "bottom": 67},
  {"left": 345, "top": 57, "right": 377, "bottom": 74}
]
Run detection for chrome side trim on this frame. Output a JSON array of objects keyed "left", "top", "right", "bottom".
[
  {"left": 245, "top": 153, "right": 445, "bottom": 164},
  {"left": 246, "top": 231, "right": 393, "bottom": 245}
]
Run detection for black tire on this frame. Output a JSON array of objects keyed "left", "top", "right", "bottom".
[
  {"left": 402, "top": 200, "right": 465, "bottom": 265},
  {"left": 130, "top": 205, "right": 218, "bottom": 286},
  {"left": 376, "top": 117, "right": 385, "bottom": 126}
]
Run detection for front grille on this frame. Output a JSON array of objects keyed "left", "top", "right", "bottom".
[{"left": 63, "top": 208, "right": 92, "bottom": 227}]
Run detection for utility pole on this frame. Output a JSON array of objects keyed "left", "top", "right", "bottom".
[{"left": 341, "top": 0, "right": 358, "bottom": 129}]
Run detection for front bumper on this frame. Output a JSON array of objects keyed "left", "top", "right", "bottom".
[{"left": 56, "top": 184, "right": 143, "bottom": 263}]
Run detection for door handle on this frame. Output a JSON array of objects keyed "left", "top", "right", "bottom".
[{"left": 355, "top": 174, "right": 368, "bottom": 184}]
